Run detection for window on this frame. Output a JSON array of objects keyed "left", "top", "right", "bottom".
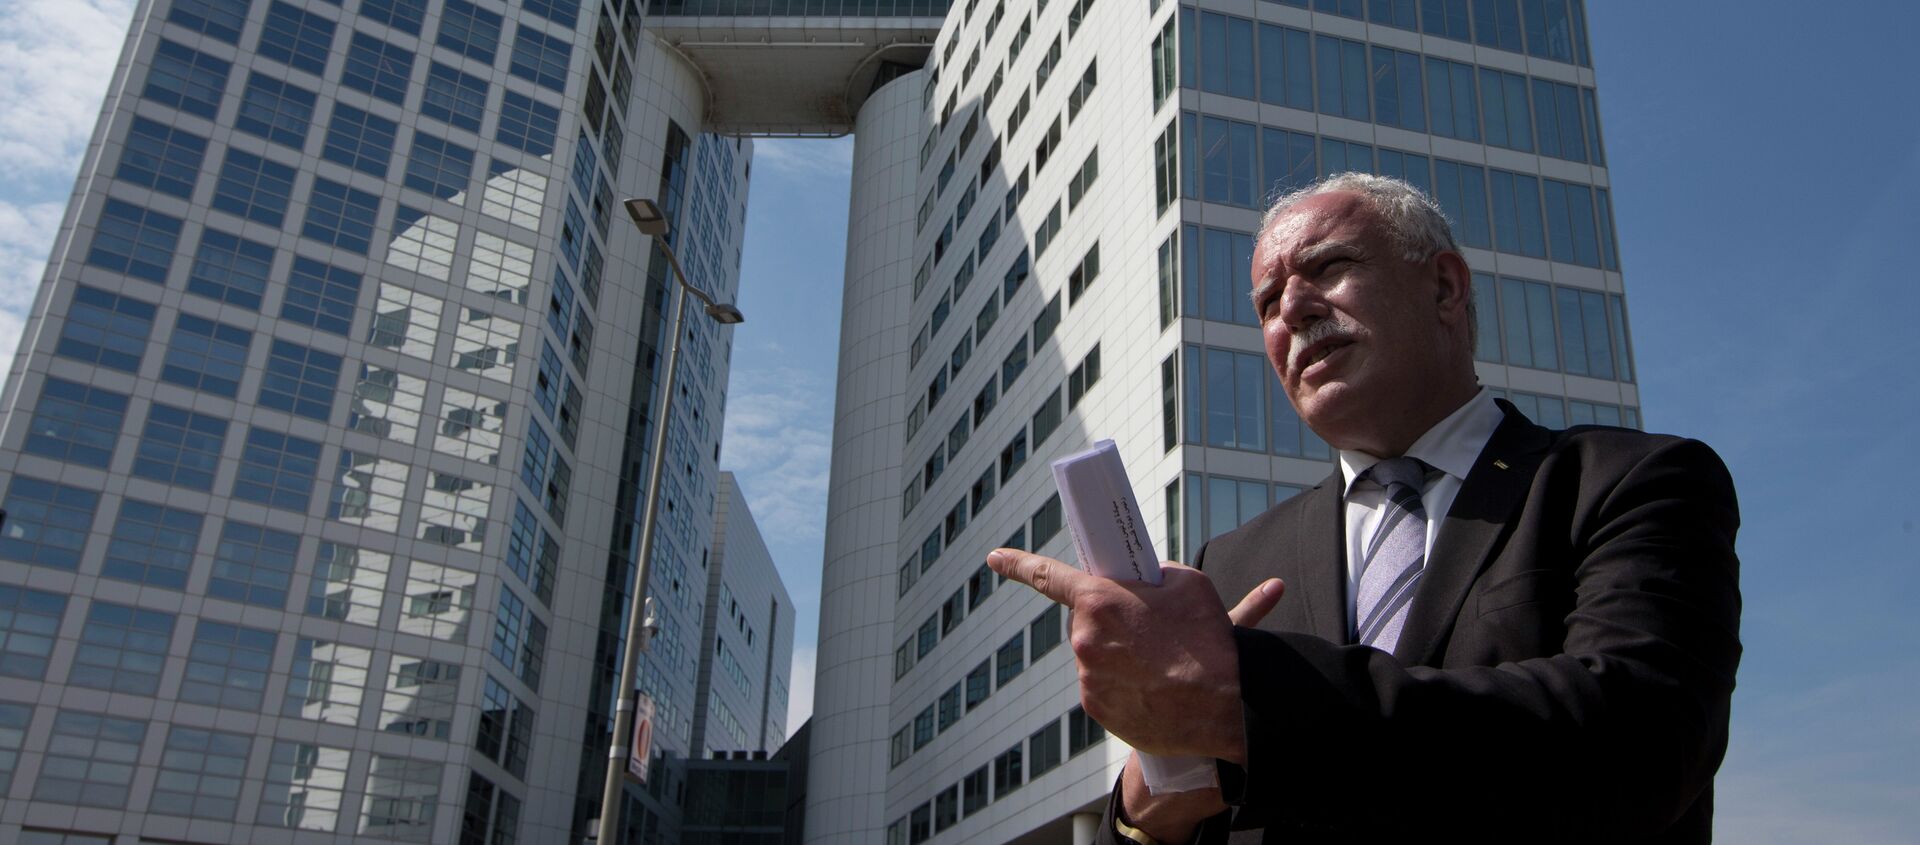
[
  {"left": 1488, "top": 169, "right": 1548, "bottom": 258},
  {"left": 1067, "top": 60, "right": 1098, "bottom": 119},
  {"left": 510, "top": 26, "right": 572, "bottom": 91},
  {"left": 151, "top": 726, "right": 251, "bottom": 819},
  {"left": 117, "top": 116, "right": 206, "bottom": 198},
  {"left": 992, "top": 743, "right": 1023, "bottom": 798},
  {"left": 1370, "top": 46, "right": 1426, "bottom": 131},
  {"left": 970, "top": 468, "right": 996, "bottom": 515},
  {"left": 1196, "top": 11, "right": 1255, "bottom": 99},
  {"left": 101, "top": 499, "right": 202, "bottom": 590},
  {"left": 1423, "top": 0, "right": 1473, "bottom": 40},
  {"left": 210, "top": 519, "right": 301, "bottom": 608},
  {"left": 964, "top": 659, "right": 991, "bottom": 712},
  {"left": 283, "top": 256, "right": 362, "bottom": 335},
  {"left": 1478, "top": 68, "right": 1534, "bottom": 152},
  {"left": 132, "top": 402, "right": 227, "bottom": 490},
  {"left": 260, "top": 741, "right": 352, "bottom": 830},
  {"left": 167, "top": 0, "right": 248, "bottom": 43},
  {"left": 1030, "top": 603, "right": 1063, "bottom": 661},
  {"left": 36, "top": 710, "right": 146, "bottom": 807},
  {"left": 1197, "top": 115, "right": 1257, "bottom": 208},
  {"left": 0, "top": 586, "right": 65, "bottom": 680},
  {"left": 505, "top": 500, "right": 558, "bottom": 604},
  {"left": 995, "top": 631, "right": 1025, "bottom": 687},
  {"left": 405, "top": 133, "right": 476, "bottom": 200},
  {"left": 475, "top": 676, "right": 534, "bottom": 778},
  {"left": 362, "top": 755, "right": 443, "bottom": 840},
  {"left": 972, "top": 379, "right": 998, "bottom": 428},
  {"left": 1031, "top": 493, "right": 1063, "bottom": 547},
  {"left": 1067, "top": 243, "right": 1100, "bottom": 304},
  {"left": 361, "top": 0, "right": 427, "bottom": 35},
  {"left": 968, "top": 564, "right": 996, "bottom": 610},
  {"left": 963, "top": 764, "right": 990, "bottom": 815},
  {"left": 1521, "top": 0, "right": 1585, "bottom": 63},
  {"left": 234, "top": 426, "right": 324, "bottom": 511},
  {"left": 975, "top": 289, "right": 1001, "bottom": 338},
  {"left": 1069, "top": 344, "right": 1102, "bottom": 408},
  {"left": 1029, "top": 719, "right": 1063, "bottom": 778},
  {"left": 0, "top": 477, "right": 99, "bottom": 569},
  {"left": 1154, "top": 121, "right": 1179, "bottom": 214},
  {"left": 1432, "top": 159, "right": 1493, "bottom": 250},
  {"left": 187, "top": 229, "right": 273, "bottom": 309},
  {"left": 213, "top": 149, "right": 298, "bottom": 227},
  {"left": 421, "top": 62, "right": 489, "bottom": 132},
  {"left": 340, "top": 31, "right": 414, "bottom": 104},
  {"left": 382, "top": 658, "right": 462, "bottom": 737},
  {"left": 181, "top": 620, "right": 277, "bottom": 711},
  {"left": 497, "top": 90, "right": 561, "bottom": 156},
  {"left": 1032, "top": 388, "right": 1063, "bottom": 444},
  {"left": 23, "top": 378, "right": 127, "bottom": 469},
  {"left": 257, "top": 339, "right": 343, "bottom": 421},
  {"left": 1313, "top": 34, "right": 1369, "bottom": 120},
  {"left": 913, "top": 704, "right": 935, "bottom": 749},
  {"left": 909, "top": 801, "right": 932, "bottom": 844},
  {"left": 257, "top": 1, "right": 334, "bottom": 75},
  {"left": 348, "top": 364, "right": 424, "bottom": 444},
  {"left": 935, "top": 784, "right": 959, "bottom": 831},
  {"left": 894, "top": 639, "right": 915, "bottom": 680},
  {"left": 916, "top": 614, "right": 938, "bottom": 660},
  {"left": 321, "top": 103, "right": 398, "bottom": 177},
  {"left": 1069, "top": 704, "right": 1107, "bottom": 754},
  {"left": 161, "top": 313, "right": 250, "bottom": 397},
  {"left": 58, "top": 285, "right": 154, "bottom": 372},
  {"left": 1542, "top": 178, "right": 1602, "bottom": 267},
  {"left": 1033, "top": 117, "right": 1061, "bottom": 176},
  {"left": 438, "top": 0, "right": 503, "bottom": 61},
  {"left": 1067, "top": 148, "right": 1099, "bottom": 210},
  {"left": 998, "top": 429, "right": 1027, "bottom": 483},
  {"left": 145, "top": 39, "right": 230, "bottom": 119},
  {"left": 492, "top": 587, "right": 547, "bottom": 690},
  {"left": 938, "top": 682, "right": 963, "bottom": 731},
  {"left": 1474, "top": 0, "right": 1525, "bottom": 52},
  {"left": 302, "top": 177, "right": 381, "bottom": 253},
  {"left": 89, "top": 199, "right": 181, "bottom": 283},
  {"left": 421, "top": 470, "right": 495, "bottom": 552},
  {"left": 281, "top": 637, "right": 371, "bottom": 728},
  {"left": 71, "top": 600, "right": 173, "bottom": 694},
  {"left": 1532, "top": 78, "right": 1589, "bottom": 162},
  {"left": 1000, "top": 336, "right": 1028, "bottom": 390}
]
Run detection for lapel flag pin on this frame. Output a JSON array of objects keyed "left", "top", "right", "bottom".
[{"left": 1493, "top": 459, "right": 1510, "bottom": 470}]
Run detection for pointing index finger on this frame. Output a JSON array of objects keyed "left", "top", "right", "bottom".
[{"left": 987, "top": 548, "right": 1091, "bottom": 609}]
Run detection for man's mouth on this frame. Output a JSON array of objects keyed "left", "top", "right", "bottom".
[{"left": 1295, "top": 339, "right": 1352, "bottom": 376}]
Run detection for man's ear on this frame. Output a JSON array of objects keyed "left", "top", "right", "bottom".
[{"left": 1432, "top": 251, "right": 1473, "bottom": 324}]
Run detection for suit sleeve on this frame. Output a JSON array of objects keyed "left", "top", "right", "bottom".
[{"left": 1227, "top": 438, "right": 1741, "bottom": 840}]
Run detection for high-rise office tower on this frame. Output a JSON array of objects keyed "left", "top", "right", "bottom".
[
  {"left": 692, "top": 471, "right": 795, "bottom": 760},
  {"left": 0, "top": 0, "right": 756, "bottom": 842},
  {"left": 811, "top": 1, "right": 1637, "bottom": 843}
]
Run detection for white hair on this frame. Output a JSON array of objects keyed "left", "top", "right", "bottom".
[{"left": 1259, "top": 173, "right": 1460, "bottom": 263}]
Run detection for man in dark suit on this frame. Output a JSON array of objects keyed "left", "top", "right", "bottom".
[{"left": 988, "top": 174, "right": 1741, "bottom": 843}]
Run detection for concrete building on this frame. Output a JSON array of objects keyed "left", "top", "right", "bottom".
[
  {"left": 810, "top": 1, "right": 1638, "bottom": 843},
  {"left": 0, "top": 0, "right": 756, "bottom": 842},
  {"left": 692, "top": 471, "right": 795, "bottom": 759}
]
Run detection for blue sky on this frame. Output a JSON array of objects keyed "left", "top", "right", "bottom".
[{"left": 0, "top": 1, "right": 1912, "bottom": 839}]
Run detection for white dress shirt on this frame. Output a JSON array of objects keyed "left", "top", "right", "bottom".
[{"left": 1336, "top": 388, "right": 1505, "bottom": 640}]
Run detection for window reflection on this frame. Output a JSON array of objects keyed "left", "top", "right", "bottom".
[
  {"left": 420, "top": 471, "right": 491, "bottom": 552},
  {"left": 397, "top": 560, "right": 476, "bottom": 641},
  {"left": 328, "top": 450, "right": 409, "bottom": 532},
  {"left": 284, "top": 638, "right": 371, "bottom": 725},
  {"left": 435, "top": 386, "right": 507, "bottom": 465},
  {"left": 380, "top": 658, "right": 462, "bottom": 739},
  {"left": 348, "top": 364, "right": 424, "bottom": 443},
  {"left": 368, "top": 283, "right": 443, "bottom": 360},
  {"left": 307, "top": 542, "right": 391, "bottom": 626},
  {"left": 449, "top": 306, "right": 519, "bottom": 382},
  {"left": 468, "top": 231, "right": 533, "bottom": 304},
  {"left": 259, "top": 741, "right": 351, "bottom": 831},
  {"left": 386, "top": 206, "right": 458, "bottom": 281}
]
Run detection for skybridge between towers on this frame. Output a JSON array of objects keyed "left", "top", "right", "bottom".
[{"left": 645, "top": 0, "right": 948, "bottom": 134}]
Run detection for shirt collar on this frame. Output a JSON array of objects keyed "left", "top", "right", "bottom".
[{"left": 1338, "top": 388, "right": 1504, "bottom": 496}]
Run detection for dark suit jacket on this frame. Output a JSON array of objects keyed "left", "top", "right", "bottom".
[{"left": 1101, "top": 402, "right": 1741, "bottom": 844}]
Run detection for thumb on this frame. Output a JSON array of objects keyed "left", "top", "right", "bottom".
[{"left": 1227, "top": 579, "right": 1285, "bottom": 627}]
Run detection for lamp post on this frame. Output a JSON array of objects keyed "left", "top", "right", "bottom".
[{"left": 594, "top": 198, "right": 744, "bottom": 845}]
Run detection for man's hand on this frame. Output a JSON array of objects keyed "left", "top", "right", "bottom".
[
  {"left": 987, "top": 548, "right": 1283, "bottom": 761},
  {"left": 988, "top": 548, "right": 1282, "bottom": 842}
]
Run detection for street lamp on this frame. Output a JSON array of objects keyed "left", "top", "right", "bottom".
[{"left": 595, "top": 198, "right": 744, "bottom": 845}]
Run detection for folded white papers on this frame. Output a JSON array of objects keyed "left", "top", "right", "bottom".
[{"left": 1051, "top": 440, "right": 1220, "bottom": 795}]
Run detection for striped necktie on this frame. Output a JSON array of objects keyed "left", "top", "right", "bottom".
[{"left": 1354, "top": 457, "right": 1431, "bottom": 652}]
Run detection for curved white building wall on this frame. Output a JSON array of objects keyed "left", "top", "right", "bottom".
[{"left": 804, "top": 70, "right": 926, "bottom": 844}]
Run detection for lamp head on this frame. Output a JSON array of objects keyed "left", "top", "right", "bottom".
[
  {"left": 624, "top": 198, "right": 669, "bottom": 236},
  {"left": 704, "top": 303, "right": 746, "bottom": 325}
]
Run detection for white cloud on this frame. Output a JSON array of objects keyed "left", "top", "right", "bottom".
[
  {"left": 720, "top": 364, "right": 834, "bottom": 546},
  {"left": 752, "top": 137, "right": 854, "bottom": 180},
  {"left": 0, "top": 0, "right": 136, "bottom": 181},
  {"left": 0, "top": 0, "right": 136, "bottom": 380},
  {"left": 785, "top": 646, "right": 816, "bottom": 729}
]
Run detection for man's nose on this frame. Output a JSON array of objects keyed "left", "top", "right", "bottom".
[{"left": 1279, "top": 274, "right": 1327, "bottom": 331}]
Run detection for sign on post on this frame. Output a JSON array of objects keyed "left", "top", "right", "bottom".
[{"left": 626, "top": 692, "right": 655, "bottom": 784}]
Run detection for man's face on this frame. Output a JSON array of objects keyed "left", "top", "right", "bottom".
[{"left": 1250, "top": 191, "right": 1459, "bottom": 453}]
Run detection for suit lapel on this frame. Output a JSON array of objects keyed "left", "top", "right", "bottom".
[
  {"left": 1288, "top": 475, "right": 1349, "bottom": 644},
  {"left": 1393, "top": 404, "right": 1553, "bottom": 666}
]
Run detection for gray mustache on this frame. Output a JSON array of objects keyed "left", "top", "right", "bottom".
[{"left": 1290, "top": 319, "right": 1357, "bottom": 369}]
